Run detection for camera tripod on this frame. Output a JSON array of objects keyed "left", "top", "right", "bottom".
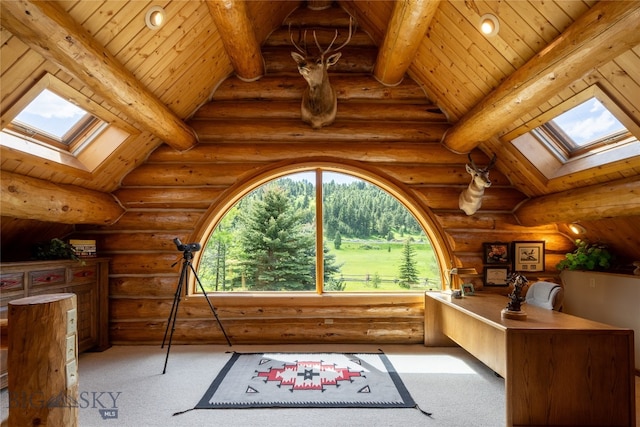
[{"left": 162, "top": 240, "right": 231, "bottom": 374}]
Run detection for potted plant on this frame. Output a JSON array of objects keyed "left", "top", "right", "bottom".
[
  {"left": 556, "top": 239, "right": 613, "bottom": 271},
  {"left": 32, "top": 238, "right": 80, "bottom": 261}
]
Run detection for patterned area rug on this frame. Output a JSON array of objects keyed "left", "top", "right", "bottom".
[{"left": 194, "top": 352, "right": 418, "bottom": 409}]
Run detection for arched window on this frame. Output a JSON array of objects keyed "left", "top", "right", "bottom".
[{"left": 195, "top": 168, "right": 444, "bottom": 293}]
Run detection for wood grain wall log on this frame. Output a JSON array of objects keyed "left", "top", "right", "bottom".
[
  {"left": 263, "top": 47, "right": 377, "bottom": 74},
  {"left": 110, "top": 276, "right": 180, "bottom": 299},
  {"left": 435, "top": 212, "right": 557, "bottom": 233},
  {"left": 378, "top": 164, "right": 509, "bottom": 186},
  {"left": 148, "top": 141, "right": 459, "bottom": 163},
  {"left": 447, "top": 231, "right": 574, "bottom": 253},
  {"left": 190, "top": 120, "right": 449, "bottom": 142},
  {"left": 434, "top": 213, "right": 498, "bottom": 230},
  {"left": 109, "top": 253, "right": 183, "bottom": 275},
  {"left": 110, "top": 318, "right": 424, "bottom": 345},
  {"left": 121, "top": 163, "right": 263, "bottom": 186},
  {"left": 413, "top": 187, "right": 527, "bottom": 210},
  {"left": 0, "top": 170, "right": 124, "bottom": 225},
  {"left": 114, "top": 187, "right": 225, "bottom": 209},
  {"left": 110, "top": 298, "right": 423, "bottom": 321},
  {"left": 265, "top": 28, "right": 374, "bottom": 47},
  {"left": 91, "top": 233, "right": 191, "bottom": 252},
  {"left": 212, "top": 75, "right": 429, "bottom": 101},
  {"left": 89, "top": 211, "right": 204, "bottom": 231},
  {"left": 515, "top": 177, "right": 640, "bottom": 226},
  {"left": 192, "top": 100, "right": 448, "bottom": 122}
]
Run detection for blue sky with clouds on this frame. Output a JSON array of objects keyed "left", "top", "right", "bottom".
[{"left": 552, "top": 98, "right": 625, "bottom": 146}]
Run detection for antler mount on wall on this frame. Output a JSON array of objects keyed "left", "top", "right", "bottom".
[
  {"left": 290, "top": 17, "right": 354, "bottom": 129},
  {"left": 458, "top": 153, "right": 497, "bottom": 216}
]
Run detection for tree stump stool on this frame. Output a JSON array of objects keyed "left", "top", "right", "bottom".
[{"left": 8, "top": 293, "right": 78, "bottom": 427}]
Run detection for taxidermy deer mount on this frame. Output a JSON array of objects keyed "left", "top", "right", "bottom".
[
  {"left": 459, "top": 153, "right": 497, "bottom": 215},
  {"left": 290, "top": 17, "right": 354, "bottom": 129}
]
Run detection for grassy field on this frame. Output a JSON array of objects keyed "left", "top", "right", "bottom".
[
  {"left": 327, "top": 240, "right": 442, "bottom": 291},
  {"left": 199, "top": 236, "right": 444, "bottom": 292}
]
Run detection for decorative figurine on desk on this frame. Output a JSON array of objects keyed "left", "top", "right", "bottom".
[{"left": 501, "top": 272, "right": 528, "bottom": 320}]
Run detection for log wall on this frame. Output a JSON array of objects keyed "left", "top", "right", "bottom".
[
  {"left": 76, "top": 71, "right": 572, "bottom": 345},
  {"left": 70, "top": 5, "right": 575, "bottom": 345},
  {"left": 1, "top": 2, "right": 585, "bottom": 346}
]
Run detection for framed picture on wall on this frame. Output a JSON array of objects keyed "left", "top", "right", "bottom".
[
  {"left": 483, "top": 242, "right": 510, "bottom": 264},
  {"left": 484, "top": 266, "right": 509, "bottom": 286},
  {"left": 513, "top": 241, "right": 545, "bottom": 272}
]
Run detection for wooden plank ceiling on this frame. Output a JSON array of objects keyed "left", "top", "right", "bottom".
[{"left": 1, "top": 0, "right": 639, "bottom": 262}]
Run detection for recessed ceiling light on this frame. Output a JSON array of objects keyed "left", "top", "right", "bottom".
[
  {"left": 479, "top": 14, "right": 499, "bottom": 37},
  {"left": 145, "top": 6, "right": 165, "bottom": 30}
]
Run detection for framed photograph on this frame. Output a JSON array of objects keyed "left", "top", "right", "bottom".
[
  {"left": 484, "top": 266, "right": 509, "bottom": 286},
  {"left": 460, "top": 282, "right": 475, "bottom": 296},
  {"left": 513, "top": 241, "right": 545, "bottom": 272},
  {"left": 483, "top": 242, "right": 510, "bottom": 264}
]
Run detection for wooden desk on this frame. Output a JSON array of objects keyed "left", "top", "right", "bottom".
[{"left": 425, "top": 292, "right": 635, "bottom": 427}]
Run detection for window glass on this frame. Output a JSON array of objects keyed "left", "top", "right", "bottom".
[
  {"left": 12, "top": 89, "right": 91, "bottom": 143},
  {"left": 505, "top": 85, "right": 639, "bottom": 180},
  {"left": 197, "top": 170, "right": 442, "bottom": 293},
  {"left": 1, "top": 73, "right": 136, "bottom": 173},
  {"left": 548, "top": 97, "right": 627, "bottom": 149}
]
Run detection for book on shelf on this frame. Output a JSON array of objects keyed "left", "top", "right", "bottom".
[{"left": 69, "top": 239, "right": 97, "bottom": 257}]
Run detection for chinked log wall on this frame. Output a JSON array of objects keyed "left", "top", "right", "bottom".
[{"left": 79, "top": 21, "right": 573, "bottom": 345}]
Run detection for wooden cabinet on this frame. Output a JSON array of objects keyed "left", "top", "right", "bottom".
[{"left": 0, "top": 258, "right": 110, "bottom": 388}]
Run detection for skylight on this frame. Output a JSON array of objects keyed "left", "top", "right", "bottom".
[
  {"left": 12, "top": 89, "right": 94, "bottom": 145},
  {"left": 505, "top": 84, "right": 640, "bottom": 182},
  {"left": 1, "top": 73, "right": 138, "bottom": 174},
  {"left": 547, "top": 97, "right": 627, "bottom": 150}
]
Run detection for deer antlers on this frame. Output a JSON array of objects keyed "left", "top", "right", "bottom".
[
  {"left": 289, "top": 16, "right": 355, "bottom": 129},
  {"left": 468, "top": 153, "right": 497, "bottom": 172},
  {"left": 289, "top": 16, "right": 354, "bottom": 60}
]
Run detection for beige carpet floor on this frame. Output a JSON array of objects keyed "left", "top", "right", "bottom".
[{"left": 2, "top": 343, "right": 508, "bottom": 426}]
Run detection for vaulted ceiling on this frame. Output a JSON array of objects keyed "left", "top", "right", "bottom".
[{"left": 1, "top": 0, "right": 639, "bottom": 262}]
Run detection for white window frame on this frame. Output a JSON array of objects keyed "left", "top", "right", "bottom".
[
  {"left": 1, "top": 73, "right": 138, "bottom": 173},
  {"left": 505, "top": 85, "right": 640, "bottom": 181}
]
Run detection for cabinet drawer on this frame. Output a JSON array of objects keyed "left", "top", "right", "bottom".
[
  {"left": 69, "top": 265, "right": 97, "bottom": 284},
  {"left": 0, "top": 273, "right": 24, "bottom": 291},
  {"left": 29, "top": 269, "right": 66, "bottom": 287}
]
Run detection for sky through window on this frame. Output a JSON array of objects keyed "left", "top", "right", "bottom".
[
  {"left": 13, "top": 89, "right": 88, "bottom": 140},
  {"left": 550, "top": 97, "right": 626, "bottom": 147}
]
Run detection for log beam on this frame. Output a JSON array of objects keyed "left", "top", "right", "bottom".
[
  {"left": 0, "top": 171, "right": 124, "bottom": 225},
  {"left": 206, "top": 0, "right": 265, "bottom": 82},
  {"left": 0, "top": 0, "right": 197, "bottom": 151},
  {"left": 514, "top": 177, "right": 640, "bottom": 226},
  {"left": 374, "top": 0, "right": 440, "bottom": 86},
  {"left": 442, "top": 1, "right": 640, "bottom": 154}
]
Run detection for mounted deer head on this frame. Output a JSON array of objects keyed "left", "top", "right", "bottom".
[
  {"left": 290, "top": 17, "right": 354, "bottom": 129},
  {"left": 458, "top": 153, "right": 497, "bottom": 215}
]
